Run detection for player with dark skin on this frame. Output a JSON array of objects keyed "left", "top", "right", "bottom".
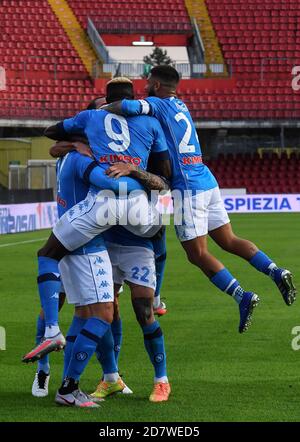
[
  {"left": 23, "top": 81, "right": 172, "bottom": 365},
  {"left": 103, "top": 75, "right": 260, "bottom": 276},
  {"left": 102, "top": 67, "right": 296, "bottom": 335}
]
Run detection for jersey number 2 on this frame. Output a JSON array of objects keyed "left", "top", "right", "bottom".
[{"left": 175, "top": 112, "right": 196, "bottom": 153}]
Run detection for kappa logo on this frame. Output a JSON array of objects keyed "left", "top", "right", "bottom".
[
  {"left": 50, "top": 292, "right": 59, "bottom": 299},
  {"left": 175, "top": 101, "right": 188, "bottom": 112},
  {"left": 76, "top": 351, "right": 88, "bottom": 361},
  {"left": 78, "top": 203, "right": 84, "bottom": 212},
  {"left": 94, "top": 256, "right": 104, "bottom": 265},
  {"left": 100, "top": 281, "right": 110, "bottom": 288},
  {"left": 96, "top": 269, "right": 106, "bottom": 276},
  {"left": 102, "top": 292, "right": 112, "bottom": 300}
]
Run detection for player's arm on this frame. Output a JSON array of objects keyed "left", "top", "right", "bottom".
[
  {"left": 148, "top": 119, "right": 172, "bottom": 181},
  {"left": 105, "top": 162, "right": 169, "bottom": 192},
  {"left": 45, "top": 110, "right": 91, "bottom": 140},
  {"left": 102, "top": 98, "right": 157, "bottom": 117},
  {"left": 147, "top": 151, "right": 172, "bottom": 182},
  {"left": 49, "top": 141, "right": 93, "bottom": 158},
  {"left": 74, "top": 154, "right": 134, "bottom": 193}
]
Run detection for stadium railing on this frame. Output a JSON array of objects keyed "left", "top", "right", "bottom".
[
  {"left": 9, "top": 160, "right": 56, "bottom": 191},
  {"left": 93, "top": 60, "right": 228, "bottom": 79},
  {"left": 92, "top": 20, "right": 192, "bottom": 34},
  {"left": 87, "top": 17, "right": 110, "bottom": 64}
]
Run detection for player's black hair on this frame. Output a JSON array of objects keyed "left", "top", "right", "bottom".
[
  {"left": 86, "top": 96, "right": 105, "bottom": 110},
  {"left": 106, "top": 81, "right": 134, "bottom": 103},
  {"left": 150, "top": 65, "right": 180, "bottom": 86}
]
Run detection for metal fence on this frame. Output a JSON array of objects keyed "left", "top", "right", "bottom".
[
  {"left": 94, "top": 60, "right": 228, "bottom": 79},
  {"left": 87, "top": 17, "right": 109, "bottom": 63},
  {"left": 9, "top": 160, "right": 56, "bottom": 191}
]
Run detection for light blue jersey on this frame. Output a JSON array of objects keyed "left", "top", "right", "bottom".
[
  {"left": 62, "top": 109, "right": 169, "bottom": 194},
  {"left": 56, "top": 151, "right": 106, "bottom": 254},
  {"left": 103, "top": 226, "right": 153, "bottom": 251},
  {"left": 121, "top": 96, "right": 218, "bottom": 192},
  {"left": 56, "top": 151, "right": 153, "bottom": 252}
]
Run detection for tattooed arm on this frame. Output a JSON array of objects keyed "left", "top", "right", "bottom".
[{"left": 105, "top": 162, "right": 169, "bottom": 192}]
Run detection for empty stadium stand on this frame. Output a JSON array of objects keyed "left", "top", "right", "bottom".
[
  {"left": 0, "top": 0, "right": 97, "bottom": 118},
  {"left": 0, "top": 0, "right": 87, "bottom": 74},
  {"left": 206, "top": 150, "right": 300, "bottom": 194},
  {"left": 1, "top": 0, "right": 299, "bottom": 121},
  {"left": 68, "top": 0, "right": 192, "bottom": 33},
  {"left": 0, "top": 1, "right": 299, "bottom": 148}
]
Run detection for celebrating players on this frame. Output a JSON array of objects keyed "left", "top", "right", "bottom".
[{"left": 103, "top": 65, "right": 296, "bottom": 333}]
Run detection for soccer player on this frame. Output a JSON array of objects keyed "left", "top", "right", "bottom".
[
  {"left": 31, "top": 99, "right": 108, "bottom": 398},
  {"left": 23, "top": 78, "right": 171, "bottom": 362},
  {"left": 102, "top": 66, "right": 296, "bottom": 333},
  {"left": 34, "top": 144, "right": 169, "bottom": 406},
  {"left": 152, "top": 227, "right": 167, "bottom": 316},
  {"left": 91, "top": 221, "right": 170, "bottom": 402},
  {"left": 51, "top": 148, "right": 116, "bottom": 408}
]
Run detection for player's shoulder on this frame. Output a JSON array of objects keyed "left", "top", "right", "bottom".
[
  {"left": 89, "top": 108, "right": 106, "bottom": 119},
  {"left": 128, "top": 113, "right": 159, "bottom": 127},
  {"left": 170, "top": 96, "right": 190, "bottom": 113},
  {"left": 66, "top": 151, "right": 93, "bottom": 170}
]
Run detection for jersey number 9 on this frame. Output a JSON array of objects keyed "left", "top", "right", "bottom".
[{"left": 104, "top": 114, "right": 131, "bottom": 152}]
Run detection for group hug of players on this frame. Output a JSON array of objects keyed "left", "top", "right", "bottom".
[{"left": 21, "top": 66, "right": 296, "bottom": 407}]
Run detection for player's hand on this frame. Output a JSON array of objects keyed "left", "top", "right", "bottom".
[
  {"left": 72, "top": 142, "right": 93, "bottom": 158},
  {"left": 105, "top": 162, "right": 137, "bottom": 179}
]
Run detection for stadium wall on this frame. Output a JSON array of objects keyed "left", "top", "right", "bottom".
[{"left": 0, "top": 137, "right": 52, "bottom": 187}]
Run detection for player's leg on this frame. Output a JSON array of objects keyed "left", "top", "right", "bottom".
[
  {"left": 22, "top": 233, "right": 70, "bottom": 363},
  {"left": 95, "top": 291, "right": 122, "bottom": 371},
  {"left": 62, "top": 304, "right": 90, "bottom": 381},
  {"left": 117, "top": 243, "right": 170, "bottom": 401},
  {"left": 32, "top": 293, "right": 65, "bottom": 397},
  {"left": 178, "top": 188, "right": 259, "bottom": 333},
  {"left": 129, "top": 282, "right": 170, "bottom": 402},
  {"left": 152, "top": 227, "right": 167, "bottom": 316},
  {"left": 111, "top": 293, "right": 123, "bottom": 368},
  {"left": 92, "top": 266, "right": 131, "bottom": 398},
  {"left": 209, "top": 222, "right": 296, "bottom": 306},
  {"left": 56, "top": 301, "right": 114, "bottom": 408},
  {"left": 31, "top": 310, "right": 50, "bottom": 397}
]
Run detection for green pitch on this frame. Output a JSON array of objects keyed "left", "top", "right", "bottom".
[{"left": 0, "top": 213, "right": 300, "bottom": 422}]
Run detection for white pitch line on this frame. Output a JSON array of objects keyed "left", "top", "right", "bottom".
[{"left": 0, "top": 237, "right": 48, "bottom": 248}]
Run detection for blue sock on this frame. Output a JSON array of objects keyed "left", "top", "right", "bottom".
[
  {"left": 63, "top": 316, "right": 87, "bottom": 380},
  {"left": 154, "top": 254, "right": 167, "bottom": 306},
  {"left": 111, "top": 319, "right": 122, "bottom": 367},
  {"left": 142, "top": 321, "right": 167, "bottom": 380},
  {"left": 211, "top": 268, "right": 245, "bottom": 304},
  {"left": 37, "top": 257, "right": 61, "bottom": 328},
  {"left": 249, "top": 250, "right": 278, "bottom": 278},
  {"left": 153, "top": 229, "right": 167, "bottom": 308},
  {"left": 66, "top": 317, "right": 110, "bottom": 381},
  {"left": 36, "top": 315, "right": 50, "bottom": 374},
  {"left": 95, "top": 327, "right": 118, "bottom": 375}
]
